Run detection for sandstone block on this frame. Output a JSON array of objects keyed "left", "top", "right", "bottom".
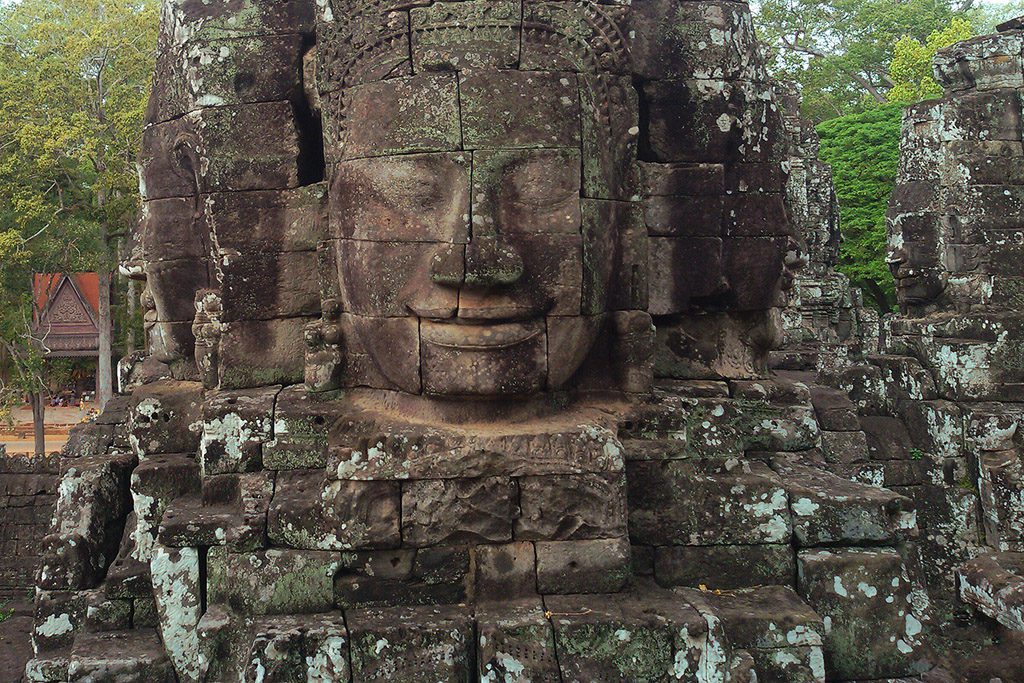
[
  {"left": 207, "top": 548, "right": 341, "bottom": 616},
  {"left": 654, "top": 544, "right": 795, "bottom": 590},
  {"left": 535, "top": 538, "right": 630, "bottom": 594},
  {"left": 476, "top": 599, "right": 560, "bottom": 682},
  {"left": 268, "top": 470, "right": 400, "bottom": 551},
  {"left": 515, "top": 473, "right": 627, "bottom": 541},
  {"left": 474, "top": 542, "right": 537, "bottom": 600},
  {"left": 347, "top": 605, "right": 473, "bottom": 682},
  {"left": 797, "top": 549, "right": 927, "bottom": 680},
  {"left": 411, "top": 0, "right": 521, "bottom": 72},
  {"left": 627, "top": 459, "right": 791, "bottom": 546},
  {"left": 401, "top": 477, "right": 516, "bottom": 547}
]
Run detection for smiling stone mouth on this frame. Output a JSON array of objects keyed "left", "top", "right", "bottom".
[{"left": 420, "top": 319, "right": 544, "bottom": 350}]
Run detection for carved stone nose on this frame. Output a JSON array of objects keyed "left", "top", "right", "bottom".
[
  {"left": 463, "top": 235, "right": 523, "bottom": 288},
  {"left": 430, "top": 244, "right": 465, "bottom": 287}
]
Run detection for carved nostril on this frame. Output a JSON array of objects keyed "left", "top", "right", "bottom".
[
  {"left": 464, "top": 235, "right": 523, "bottom": 287},
  {"left": 430, "top": 244, "right": 465, "bottom": 286}
]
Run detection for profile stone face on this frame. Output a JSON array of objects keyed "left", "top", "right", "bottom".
[{"left": 25, "top": 1, "right": 1024, "bottom": 682}]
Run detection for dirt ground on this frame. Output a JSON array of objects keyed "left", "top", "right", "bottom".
[
  {"left": 0, "top": 405, "right": 88, "bottom": 456},
  {"left": 0, "top": 600, "right": 33, "bottom": 682}
]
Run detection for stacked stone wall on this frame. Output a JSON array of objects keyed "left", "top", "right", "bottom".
[
  {"left": 0, "top": 450, "right": 59, "bottom": 600},
  {"left": 773, "top": 84, "right": 880, "bottom": 374}
]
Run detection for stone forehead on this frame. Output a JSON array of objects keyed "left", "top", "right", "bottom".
[{"left": 317, "top": 0, "right": 630, "bottom": 88}]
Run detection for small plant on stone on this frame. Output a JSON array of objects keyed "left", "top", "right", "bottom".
[
  {"left": 0, "top": 602, "right": 12, "bottom": 624},
  {"left": 910, "top": 448, "right": 925, "bottom": 461}
]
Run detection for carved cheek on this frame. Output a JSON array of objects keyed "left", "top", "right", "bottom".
[{"left": 329, "top": 153, "right": 471, "bottom": 244}]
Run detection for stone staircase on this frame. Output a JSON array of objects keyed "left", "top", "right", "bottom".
[{"left": 23, "top": 372, "right": 989, "bottom": 682}]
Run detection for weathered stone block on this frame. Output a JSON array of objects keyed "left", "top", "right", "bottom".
[
  {"left": 723, "top": 236, "right": 788, "bottom": 310},
  {"left": 150, "top": 33, "right": 306, "bottom": 122},
  {"left": 820, "top": 430, "right": 870, "bottom": 465},
  {"left": 411, "top": 0, "right": 521, "bottom": 71},
  {"left": 268, "top": 470, "right": 401, "bottom": 550},
  {"left": 774, "top": 458, "right": 917, "bottom": 546},
  {"left": 474, "top": 542, "right": 537, "bottom": 601},
  {"left": 262, "top": 386, "right": 340, "bottom": 470},
  {"left": 515, "top": 473, "right": 627, "bottom": 541},
  {"left": 477, "top": 599, "right": 560, "bottom": 682},
  {"left": 219, "top": 249, "right": 320, "bottom": 322},
  {"left": 471, "top": 148, "right": 582, "bottom": 234},
  {"left": 38, "top": 453, "right": 134, "bottom": 591},
  {"left": 33, "top": 590, "right": 89, "bottom": 654},
  {"left": 580, "top": 73, "right": 641, "bottom": 200},
  {"left": 648, "top": 236, "right": 725, "bottom": 314},
  {"left": 958, "top": 552, "right": 1024, "bottom": 632},
  {"left": 810, "top": 387, "right": 861, "bottom": 431},
  {"left": 159, "top": 472, "right": 274, "bottom": 550},
  {"left": 627, "top": 459, "right": 791, "bottom": 546},
  {"left": 127, "top": 381, "right": 203, "bottom": 459},
  {"left": 217, "top": 318, "right": 309, "bottom": 390},
  {"left": 328, "top": 414, "right": 624, "bottom": 480},
  {"left": 67, "top": 629, "right": 175, "bottom": 682},
  {"left": 207, "top": 548, "right": 341, "bottom": 615},
  {"left": 797, "top": 549, "right": 928, "bottom": 680},
  {"left": 643, "top": 194, "right": 724, "bottom": 238},
  {"left": 643, "top": 79, "right": 785, "bottom": 164},
  {"left": 337, "top": 239, "right": 459, "bottom": 317},
  {"left": 237, "top": 613, "right": 351, "bottom": 682},
  {"left": 333, "top": 547, "right": 469, "bottom": 609},
  {"left": 199, "top": 386, "right": 279, "bottom": 475},
  {"left": 460, "top": 71, "right": 581, "bottom": 149},
  {"left": 347, "top": 605, "right": 473, "bottom": 682},
  {"left": 535, "top": 538, "right": 630, "bottom": 594},
  {"left": 131, "top": 454, "right": 201, "bottom": 561},
  {"left": 654, "top": 544, "right": 795, "bottom": 590},
  {"left": 140, "top": 102, "right": 304, "bottom": 198},
  {"left": 626, "top": 0, "right": 764, "bottom": 82},
  {"left": 546, "top": 588, "right": 711, "bottom": 682},
  {"left": 402, "top": 477, "right": 516, "bottom": 547},
  {"left": 330, "top": 72, "right": 461, "bottom": 161},
  {"left": 330, "top": 153, "right": 470, "bottom": 243},
  {"left": 150, "top": 545, "right": 202, "bottom": 682}
]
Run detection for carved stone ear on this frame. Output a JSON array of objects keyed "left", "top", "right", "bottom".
[{"left": 611, "top": 310, "right": 655, "bottom": 394}]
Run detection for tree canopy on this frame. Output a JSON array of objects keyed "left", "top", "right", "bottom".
[
  {"left": 816, "top": 104, "right": 904, "bottom": 311},
  {"left": 755, "top": 0, "right": 1024, "bottom": 122},
  {"left": 0, "top": 0, "right": 158, "bottom": 421}
]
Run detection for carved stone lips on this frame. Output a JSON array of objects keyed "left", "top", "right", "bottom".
[{"left": 420, "top": 319, "right": 544, "bottom": 350}]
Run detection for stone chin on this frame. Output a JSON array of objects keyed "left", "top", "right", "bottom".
[
  {"left": 358, "top": 315, "right": 604, "bottom": 399},
  {"left": 418, "top": 319, "right": 548, "bottom": 398}
]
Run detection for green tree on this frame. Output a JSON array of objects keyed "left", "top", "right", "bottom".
[
  {"left": 816, "top": 104, "right": 905, "bottom": 311},
  {"left": 888, "top": 18, "right": 976, "bottom": 103},
  {"left": 755, "top": 0, "right": 969, "bottom": 121},
  {"left": 0, "top": 0, "right": 158, "bottom": 451},
  {"left": 971, "top": 1, "right": 1024, "bottom": 34}
]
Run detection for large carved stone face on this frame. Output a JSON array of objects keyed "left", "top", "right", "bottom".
[{"left": 332, "top": 70, "right": 630, "bottom": 397}]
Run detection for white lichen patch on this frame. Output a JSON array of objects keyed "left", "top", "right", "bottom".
[{"left": 151, "top": 545, "right": 202, "bottom": 682}]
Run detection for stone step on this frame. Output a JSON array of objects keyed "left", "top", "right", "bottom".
[
  {"left": 68, "top": 629, "right": 175, "bottom": 681},
  {"left": 193, "top": 585, "right": 829, "bottom": 683},
  {"left": 771, "top": 457, "right": 918, "bottom": 547},
  {"left": 685, "top": 584, "right": 827, "bottom": 682},
  {"left": 958, "top": 552, "right": 1024, "bottom": 632},
  {"left": 24, "top": 629, "right": 176, "bottom": 683}
]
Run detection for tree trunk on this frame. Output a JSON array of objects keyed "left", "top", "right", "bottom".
[
  {"left": 97, "top": 270, "right": 113, "bottom": 409},
  {"left": 31, "top": 392, "right": 45, "bottom": 456}
]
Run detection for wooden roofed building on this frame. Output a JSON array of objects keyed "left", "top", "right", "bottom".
[{"left": 31, "top": 273, "right": 106, "bottom": 358}]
